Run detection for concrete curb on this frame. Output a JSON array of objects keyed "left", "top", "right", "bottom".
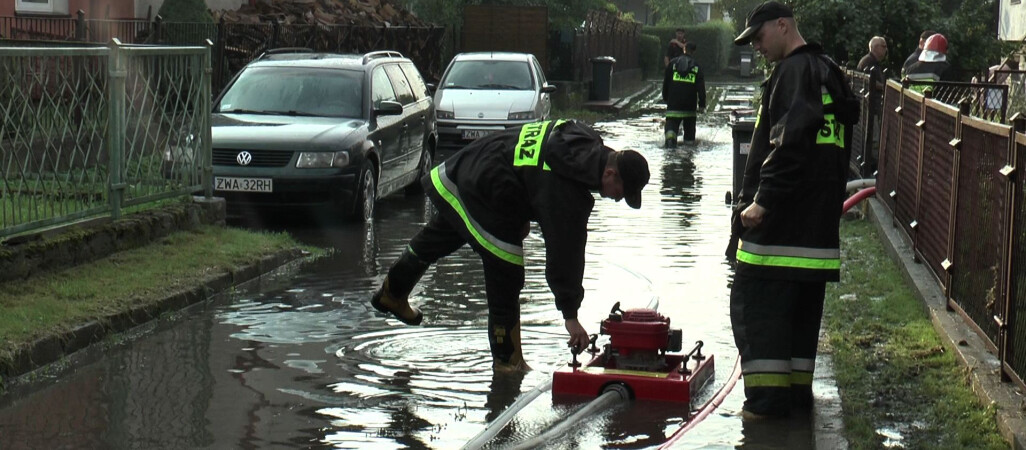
[
  {"left": 0, "top": 247, "right": 308, "bottom": 390},
  {"left": 813, "top": 354, "right": 848, "bottom": 450},
  {"left": 867, "top": 198, "right": 1026, "bottom": 450}
]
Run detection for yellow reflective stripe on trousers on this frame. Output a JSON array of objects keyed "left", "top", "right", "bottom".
[
  {"left": 430, "top": 164, "right": 524, "bottom": 266},
  {"left": 743, "top": 373, "right": 791, "bottom": 388},
  {"left": 736, "top": 240, "right": 840, "bottom": 270},
  {"left": 791, "top": 371, "right": 813, "bottom": 386}
]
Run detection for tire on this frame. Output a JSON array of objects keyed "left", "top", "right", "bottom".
[
  {"left": 350, "top": 162, "right": 376, "bottom": 222},
  {"left": 405, "top": 145, "right": 433, "bottom": 195}
]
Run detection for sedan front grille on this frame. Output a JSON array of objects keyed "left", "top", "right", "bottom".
[{"left": 213, "top": 149, "right": 294, "bottom": 167}]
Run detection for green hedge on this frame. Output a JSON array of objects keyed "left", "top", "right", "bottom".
[
  {"left": 639, "top": 34, "right": 662, "bottom": 80},
  {"left": 643, "top": 21, "right": 735, "bottom": 76},
  {"left": 157, "top": 0, "right": 213, "bottom": 24}
]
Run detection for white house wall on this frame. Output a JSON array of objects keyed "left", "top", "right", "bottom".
[{"left": 999, "top": 0, "right": 1025, "bottom": 41}]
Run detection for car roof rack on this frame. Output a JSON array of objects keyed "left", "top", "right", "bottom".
[
  {"left": 257, "top": 47, "right": 315, "bottom": 60},
  {"left": 362, "top": 50, "right": 404, "bottom": 64}
]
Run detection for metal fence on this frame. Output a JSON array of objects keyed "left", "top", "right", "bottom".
[
  {"left": 874, "top": 77, "right": 1026, "bottom": 392},
  {"left": 0, "top": 41, "right": 212, "bottom": 239},
  {"left": 904, "top": 79, "right": 1010, "bottom": 123}
]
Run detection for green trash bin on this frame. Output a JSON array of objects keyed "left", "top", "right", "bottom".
[{"left": 589, "top": 56, "right": 616, "bottom": 101}]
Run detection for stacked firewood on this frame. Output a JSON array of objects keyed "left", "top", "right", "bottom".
[{"left": 213, "top": 0, "right": 430, "bottom": 27}]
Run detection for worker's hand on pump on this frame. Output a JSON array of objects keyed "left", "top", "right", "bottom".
[
  {"left": 740, "top": 202, "right": 767, "bottom": 228},
  {"left": 565, "top": 318, "right": 590, "bottom": 354}
]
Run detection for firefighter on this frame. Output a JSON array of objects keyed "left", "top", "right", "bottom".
[
  {"left": 662, "top": 42, "right": 707, "bottom": 148},
  {"left": 905, "top": 33, "right": 951, "bottom": 86},
  {"left": 371, "top": 120, "right": 650, "bottom": 371},
  {"left": 729, "top": 1, "right": 859, "bottom": 418}
]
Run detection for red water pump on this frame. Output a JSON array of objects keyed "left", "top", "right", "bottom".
[{"left": 552, "top": 302, "right": 715, "bottom": 404}]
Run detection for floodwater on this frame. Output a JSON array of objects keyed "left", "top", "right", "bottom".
[{"left": 0, "top": 87, "right": 821, "bottom": 449}]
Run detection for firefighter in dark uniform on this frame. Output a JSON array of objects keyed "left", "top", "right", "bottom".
[
  {"left": 729, "top": 1, "right": 859, "bottom": 418},
  {"left": 371, "top": 120, "right": 650, "bottom": 371},
  {"left": 662, "top": 42, "right": 706, "bottom": 147}
]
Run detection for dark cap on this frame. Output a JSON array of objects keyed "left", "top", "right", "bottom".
[
  {"left": 615, "top": 149, "right": 649, "bottom": 209},
  {"left": 733, "top": 1, "right": 794, "bottom": 46}
]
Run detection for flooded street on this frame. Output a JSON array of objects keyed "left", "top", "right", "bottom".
[{"left": 0, "top": 89, "right": 822, "bottom": 449}]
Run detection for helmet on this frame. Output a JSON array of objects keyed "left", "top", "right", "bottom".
[{"left": 919, "top": 34, "right": 947, "bottom": 62}]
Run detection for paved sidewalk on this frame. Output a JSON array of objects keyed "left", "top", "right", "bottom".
[{"left": 867, "top": 198, "right": 1026, "bottom": 450}]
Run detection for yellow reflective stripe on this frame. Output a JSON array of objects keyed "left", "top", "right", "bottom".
[
  {"left": 817, "top": 113, "right": 845, "bottom": 148},
  {"left": 666, "top": 110, "right": 696, "bottom": 118},
  {"left": 430, "top": 166, "right": 524, "bottom": 266},
  {"left": 513, "top": 121, "right": 551, "bottom": 168},
  {"left": 672, "top": 71, "right": 696, "bottom": 83},
  {"left": 744, "top": 373, "right": 791, "bottom": 387},
  {"left": 755, "top": 104, "right": 762, "bottom": 128},
  {"left": 736, "top": 249, "right": 840, "bottom": 270},
  {"left": 822, "top": 92, "right": 833, "bottom": 105},
  {"left": 791, "top": 371, "right": 813, "bottom": 386}
]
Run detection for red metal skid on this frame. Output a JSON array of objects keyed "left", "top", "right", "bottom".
[{"left": 552, "top": 354, "right": 715, "bottom": 404}]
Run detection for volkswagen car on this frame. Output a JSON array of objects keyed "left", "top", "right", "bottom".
[
  {"left": 433, "top": 52, "right": 556, "bottom": 152},
  {"left": 204, "top": 49, "right": 436, "bottom": 221}
]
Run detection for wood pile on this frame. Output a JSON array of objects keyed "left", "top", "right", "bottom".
[{"left": 213, "top": 0, "right": 431, "bottom": 27}]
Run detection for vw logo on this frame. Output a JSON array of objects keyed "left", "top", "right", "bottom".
[
  {"left": 236, "top": 151, "right": 253, "bottom": 166},
  {"left": 477, "top": 112, "right": 484, "bottom": 118}
]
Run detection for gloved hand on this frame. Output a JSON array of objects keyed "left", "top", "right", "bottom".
[
  {"left": 725, "top": 201, "right": 747, "bottom": 262},
  {"left": 564, "top": 318, "right": 589, "bottom": 353}
]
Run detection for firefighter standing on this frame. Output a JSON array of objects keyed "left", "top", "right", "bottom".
[
  {"left": 370, "top": 120, "right": 650, "bottom": 371},
  {"left": 905, "top": 33, "right": 951, "bottom": 84},
  {"left": 728, "top": 1, "right": 859, "bottom": 418},
  {"left": 662, "top": 42, "right": 707, "bottom": 148}
]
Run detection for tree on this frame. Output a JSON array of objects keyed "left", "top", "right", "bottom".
[
  {"left": 646, "top": 0, "right": 697, "bottom": 26},
  {"left": 400, "top": 0, "right": 617, "bottom": 30},
  {"left": 157, "top": 0, "right": 213, "bottom": 24}
]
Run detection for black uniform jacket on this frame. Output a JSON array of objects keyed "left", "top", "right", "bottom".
[
  {"left": 423, "top": 120, "right": 608, "bottom": 319},
  {"left": 662, "top": 55, "right": 707, "bottom": 112},
  {"left": 732, "top": 44, "right": 858, "bottom": 282}
]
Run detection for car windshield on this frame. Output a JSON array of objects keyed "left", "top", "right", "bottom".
[
  {"left": 441, "top": 60, "right": 533, "bottom": 90},
  {"left": 216, "top": 67, "right": 364, "bottom": 118}
]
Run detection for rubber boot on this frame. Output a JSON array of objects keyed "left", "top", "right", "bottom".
[
  {"left": 370, "top": 249, "right": 429, "bottom": 325},
  {"left": 665, "top": 132, "right": 677, "bottom": 148},
  {"left": 490, "top": 321, "right": 531, "bottom": 372}
]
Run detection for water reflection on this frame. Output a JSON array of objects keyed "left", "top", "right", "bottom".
[{"left": 0, "top": 107, "right": 820, "bottom": 449}]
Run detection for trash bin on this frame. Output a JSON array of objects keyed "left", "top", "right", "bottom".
[
  {"left": 729, "top": 112, "right": 756, "bottom": 204},
  {"left": 739, "top": 50, "right": 753, "bottom": 78},
  {"left": 589, "top": 56, "right": 616, "bottom": 101}
]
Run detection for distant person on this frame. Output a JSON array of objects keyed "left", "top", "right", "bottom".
[
  {"left": 729, "top": 0, "right": 859, "bottom": 420},
  {"left": 906, "top": 33, "right": 951, "bottom": 86},
  {"left": 857, "top": 36, "right": 888, "bottom": 83},
  {"left": 370, "top": 120, "right": 650, "bottom": 372},
  {"left": 664, "top": 28, "right": 687, "bottom": 67},
  {"left": 902, "top": 30, "right": 935, "bottom": 77},
  {"left": 662, "top": 42, "right": 707, "bottom": 147}
]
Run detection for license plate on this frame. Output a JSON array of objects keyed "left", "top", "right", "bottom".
[
  {"left": 462, "top": 129, "right": 494, "bottom": 140},
  {"left": 215, "top": 177, "right": 273, "bottom": 193}
]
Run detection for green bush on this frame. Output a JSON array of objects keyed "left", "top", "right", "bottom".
[
  {"left": 157, "top": 0, "right": 213, "bottom": 24},
  {"left": 642, "top": 21, "right": 735, "bottom": 75},
  {"left": 639, "top": 33, "right": 662, "bottom": 80}
]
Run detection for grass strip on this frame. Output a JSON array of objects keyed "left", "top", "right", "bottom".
[
  {"left": 825, "top": 218, "right": 1006, "bottom": 449},
  {"left": 0, "top": 225, "right": 310, "bottom": 366}
]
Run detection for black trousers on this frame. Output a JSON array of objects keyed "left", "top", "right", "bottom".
[
  {"left": 729, "top": 273, "right": 826, "bottom": 416},
  {"left": 396, "top": 212, "right": 526, "bottom": 362},
  {"left": 665, "top": 115, "right": 697, "bottom": 142}
]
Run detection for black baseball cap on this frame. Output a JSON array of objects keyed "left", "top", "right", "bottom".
[
  {"left": 614, "top": 149, "right": 649, "bottom": 209},
  {"left": 733, "top": 1, "right": 794, "bottom": 46}
]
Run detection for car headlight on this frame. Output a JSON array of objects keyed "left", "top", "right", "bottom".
[
  {"left": 297, "top": 151, "right": 350, "bottom": 169},
  {"left": 437, "top": 110, "right": 454, "bottom": 120},
  {"left": 508, "top": 111, "right": 535, "bottom": 120},
  {"left": 164, "top": 133, "right": 197, "bottom": 163}
]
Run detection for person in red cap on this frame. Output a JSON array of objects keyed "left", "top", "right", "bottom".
[
  {"left": 371, "top": 119, "right": 650, "bottom": 371},
  {"left": 728, "top": 1, "right": 859, "bottom": 419},
  {"left": 905, "top": 33, "right": 952, "bottom": 85}
]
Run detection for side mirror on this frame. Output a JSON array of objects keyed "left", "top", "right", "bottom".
[
  {"left": 541, "top": 84, "right": 557, "bottom": 94},
  {"left": 426, "top": 83, "right": 437, "bottom": 94},
  {"left": 375, "top": 100, "right": 403, "bottom": 117}
]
